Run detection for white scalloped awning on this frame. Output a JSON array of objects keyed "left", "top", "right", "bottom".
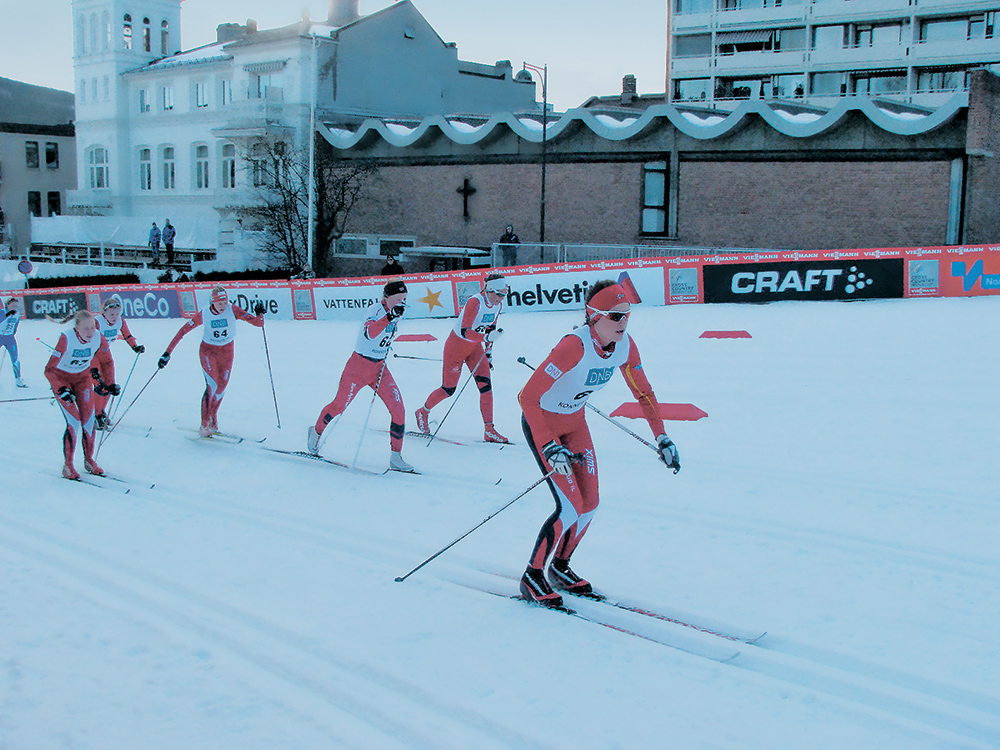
[
  {"left": 716, "top": 29, "right": 773, "bottom": 44},
  {"left": 244, "top": 60, "right": 288, "bottom": 73}
]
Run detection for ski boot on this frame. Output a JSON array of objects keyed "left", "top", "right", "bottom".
[
  {"left": 62, "top": 463, "right": 81, "bottom": 480},
  {"left": 548, "top": 558, "right": 593, "bottom": 595},
  {"left": 15, "top": 377, "right": 27, "bottom": 388},
  {"left": 389, "top": 451, "right": 417, "bottom": 473},
  {"left": 94, "top": 413, "right": 111, "bottom": 431},
  {"left": 414, "top": 406, "right": 431, "bottom": 435},
  {"left": 306, "top": 425, "right": 321, "bottom": 455},
  {"left": 198, "top": 425, "right": 214, "bottom": 438},
  {"left": 520, "top": 567, "right": 564, "bottom": 608},
  {"left": 84, "top": 457, "right": 105, "bottom": 477},
  {"left": 483, "top": 423, "right": 510, "bottom": 444}
]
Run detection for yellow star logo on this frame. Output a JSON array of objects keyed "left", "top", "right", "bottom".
[{"left": 419, "top": 288, "right": 444, "bottom": 312}]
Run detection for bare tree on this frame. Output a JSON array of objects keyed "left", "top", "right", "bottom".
[{"left": 246, "top": 139, "right": 376, "bottom": 276}]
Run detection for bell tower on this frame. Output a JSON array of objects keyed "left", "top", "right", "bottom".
[{"left": 69, "top": 0, "right": 182, "bottom": 213}]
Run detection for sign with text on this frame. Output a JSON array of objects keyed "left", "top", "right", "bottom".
[
  {"left": 193, "top": 287, "right": 294, "bottom": 320},
  {"left": 100, "top": 290, "right": 182, "bottom": 319},
  {"left": 703, "top": 259, "right": 904, "bottom": 303},
  {"left": 502, "top": 267, "right": 666, "bottom": 312},
  {"left": 23, "top": 292, "right": 88, "bottom": 320}
]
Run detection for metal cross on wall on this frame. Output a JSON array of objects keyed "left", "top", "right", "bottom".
[{"left": 456, "top": 178, "right": 477, "bottom": 218}]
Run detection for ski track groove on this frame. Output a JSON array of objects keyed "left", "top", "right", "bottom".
[{"left": 0, "top": 516, "right": 558, "bottom": 750}]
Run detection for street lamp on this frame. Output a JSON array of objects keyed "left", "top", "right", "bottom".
[{"left": 522, "top": 62, "right": 548, "bottom": 244}]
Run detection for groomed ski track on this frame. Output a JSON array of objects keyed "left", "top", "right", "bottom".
[{"left": 1, "top": 298, "right": 998, "bottom": 749}]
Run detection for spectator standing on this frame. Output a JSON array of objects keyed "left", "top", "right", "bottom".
[
  {"left": 148, "top": 222, "right": 162, "bottom": 266},
  {"left": 162, "top": 219, "right": 176, "bottom": 265},
  {"left": 499, "top": 225, "right": 520, "bottom": 267},
  {"left": 380, "top": 255, "right": 405, "bottom": 276}
]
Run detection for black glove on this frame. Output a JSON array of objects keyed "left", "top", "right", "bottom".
[
  {"left": 656, "top": 434, "right": 680, "bottom": 474},
  {"left": 485, "top": 326, "right": 504, "bottom": 344},
  {"left": 5, "top": 309, "right": 16, "bottom": 317},
  {"left": 90, "top": 367, "right": 102, "bottom": 383},
  {"left": 253, "top": 302, "right": 266, "bottom": 316},
  {"left": 106, "top": 383, "right": 121, "bottom": 397},
  {"left": 158, "top": 352, "right": 170, "bottom": 369},
  {"left": 132, "top": 344, "right": 145, "bottom": 354},
  {"left": 94, "top": 382, "right": 110, "bottom": 397},
  {"left": 386, "top": 304, "right": 405, "bottom": 321},
  {"left": 57, "top": 386, "right": 75, "bottom": 405},
  {"left": 542, "top": 440, "right": 574, "bottom": 476}
]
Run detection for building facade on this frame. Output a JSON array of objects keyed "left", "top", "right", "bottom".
[
  {"left": 57, "top": 0, "right": 537, "bottom": 263},
  {"left": 668, "top": 0, "right": 1000, "bottom": 109},
  {"left": 0, "top": 79, "right": 76, "bottom": 255},
  {"left": 317, "top": 70, "right": 1000, "bottom": 262}
]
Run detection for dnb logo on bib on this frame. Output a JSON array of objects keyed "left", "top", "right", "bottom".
[
  {"left": 72, "top": 348, "right": 89, "bottom": 358},
  {"left": 211, "top": 319, "right": 227, "bottom": 329},
  {"left": 585, "top": 367, "right": 614, "bottom": 387}
]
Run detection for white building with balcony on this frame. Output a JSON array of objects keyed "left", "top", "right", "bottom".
[
  {"left": 52, "top": 0, "right": 537, "bottom": 269},
  {"left": 669, "top": 0, "right": 1000, "bottom": 108}
]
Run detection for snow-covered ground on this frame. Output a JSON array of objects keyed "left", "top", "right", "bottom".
[{"left": 1, "top": 297, "right": 998, "bottom": 750}]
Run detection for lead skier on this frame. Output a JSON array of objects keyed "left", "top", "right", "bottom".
[
  {"left": 44, "top": 310, "right": 118, "bottom": 478},
  {"left": 157, "top": 286, "right": 264, "bottom": 437},
  {"left": 307, "top": 280, "right": 416, "bottom": 473},
  {"left": 517, "top": 280, "right": 681, "bottom": 607},
  {"left": 415, "top": 273, "right": 510, "bottom": 443},
  {"left": 1, "top": 297, "right": 26, "bottom": 387},
  {"left": 92, "top": 295, "right": 144, "bottom": 429}
]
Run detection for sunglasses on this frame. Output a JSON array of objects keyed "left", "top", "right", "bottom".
[{"left": 606, "top": 311, "right": 630, "bottom": 322}]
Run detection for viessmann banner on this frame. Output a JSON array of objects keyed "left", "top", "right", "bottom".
[{"left": 703, "top": 258, "right": 905, "bottom": 303}]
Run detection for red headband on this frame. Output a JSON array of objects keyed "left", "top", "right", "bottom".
[
  {"left": 586, "top": 283, "right": 629, "bottom": 314},
  {"left": 211, "top": 289, "right": 228, "bottom": 303}
]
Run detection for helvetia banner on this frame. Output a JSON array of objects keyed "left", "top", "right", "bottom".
[{"left": 703, "top": 259, "right": 904, "bottom": 303}]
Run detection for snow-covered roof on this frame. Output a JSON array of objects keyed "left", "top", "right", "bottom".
[
  {"left": 138, "top": 42, "right": 233, "bottom": 73},
  {"left": 318, "top": 94, "right": 967, "bottom": 150}
]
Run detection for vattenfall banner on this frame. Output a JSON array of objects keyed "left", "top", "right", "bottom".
[{"left": 9, "top": 245, "right": 998, "bottom": 321}]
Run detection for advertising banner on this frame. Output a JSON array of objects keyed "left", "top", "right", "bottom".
[
  {"left": 99, "top": 289, "right": 182, "bottom": 319},
  {"left": 193, "top": 286, "right": 295, "bottom": 320},
  {"left": 703, "top": 258, "right": 904, "bottom": 303},
  {"left": 940, "top": 249, "right": 1000, "bottom": 297},
  {"left": 23, "top": 292, "right": 88, "bottom": 320},
  {"left": 501, "top": 267, "right": 666, "bottom": 312},
  {"left": 314, "top": 279, "right": 456, "bottom": 321}
]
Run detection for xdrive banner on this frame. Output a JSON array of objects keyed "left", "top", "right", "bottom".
[{"left": 703, "top": 259, "right": 905, "bottom": 303}]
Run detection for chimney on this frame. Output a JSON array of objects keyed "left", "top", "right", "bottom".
[
  {"left": 217, "top": 23, "right": 246, "bottom": 43},
  {"left": 328, "top": 0, "right": 361, "bottom": 26},
  {"left": 621, "top": 74, "right": 637, "bottom": 105}
]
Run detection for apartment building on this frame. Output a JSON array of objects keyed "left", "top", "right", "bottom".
[{"left": 669, "top": 0, "right": 1000, "bottom": 108}]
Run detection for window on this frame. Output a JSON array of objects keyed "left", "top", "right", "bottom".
[
  {"left": 27, "top": 192, "right": 41, "bottom": 217},
  {"left": 675, "top": 0, "right": 713, "bottom": 13},
  {"left": 90, "top": 12, "right": 98, "bottom": 56},
  {"left": 917, "top": 69, "right": 968, "bottom": 92},
  {"left": 139, "top": 89, "right": 151, "bottom": 113},
  {"left": 47, "top": 192, "right": 61, "bottom": 217},
  {"left": 78, "top": 14, "right": 87, "bottom": 55},
  {"left": 810, "top": 72, "right": 844, "bottom": 96},
  {"left": 162, "top": 85, "right": 174, "bottom": 110},
  {"left": 161, "top": 20, "right": 169, "bottom": 55},
  {"left": 162, "top": 147, "right": 175, "bottom": 189},
  {"left": 641, "top": 161, "right": 668, "bottom": 234},
  {"left": 251, "top": 143, "right": 268, "bottom": 187},
  {"left": 25, "top": 141, "right": 39, "bottom": 169},
  {"left": 221, "top": 144, "right": 237, "bottom": 189},
  {"left": 673, "top": 78, "right": 710, "bottom": 101},
  {"left": 79, "top": 79, "right": 86, "bottom": 103},
  {"left": 774, "top": 73, "right": 805, "bottom": 98},
  {"left": 92, "top": 78, "right": 99, "bottom": 101},
  {"left": 221, "top": 79, "right": 233, "bottom": 105},
  {"left": 89, "top": 147, "right": 109, "bottom": 189},
  {"left": 252, "top": 74, "right": 270, "bottom": 99},
  {"left": 45, "top": 143, "right": 59, "bottom": 169},
  {"left": 195, "top": 81, "right": 209, "bottom": 108},
  {"left": 920, "top": 17, "right": 969, "bottom": 42},
  {"left": 812, "top": 25, "right": 845, "bottom": 50},
  {"left": 139, "top": 148, "right": 152, "bottom": 190},
  {"left": 715, "top": 77, "right": 767, "bottom": 99},
  {"left": 142, "top": 18, "right": 151, "bottom": 52},
  {"left": 855, "top": 23, "right": 902, "bottom": 47},
  {"left": 123, "top": 14, "right": 132, "bottom": 50},
  {"left": 103, "top": 11, "right": 111, "bottom": 51},
  {"left": 103, "top": 76, "right": 110, "bottom": 100},
  {"left": 195, "top": 145, "right": 210, "bottom": 189},
  {"left": 778, "top": 28, "right": 807, "bottom": 51},
  {"left": 674, "top": 34, "right": 711, "bottom": 58},
  {"left": 852, "top": 72, "right": 906, "bottom": 95}
]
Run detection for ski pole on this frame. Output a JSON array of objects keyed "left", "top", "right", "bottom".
[
  {"left": 261, "top": 323, "right": 281, "bottom": 429},
  {"left": 0, "top": 396, "right": 55, "bottom": 403},
  {"left": 351, "top": 341, "right": 394, "bottom": 470},
  {"left": 109, "top": 351, "right": 140, "bottom": 422},
  {"left": 103, "top": 369, "right": 159, "bottom": 439},
  {"left": 35, "top": 337, "right": 55, "bottom": 352},
  {"left": 395, "top": 467, "right": 562, "bottom": 583},
  {"left": 426, "top": 350, "right": 488, "bottom": 445},
  {"left": 516, "top": 356, "right": 660, "bottom": 454},
  {"left": 392, "top": 353, "right": 441, "bottom": 362}
]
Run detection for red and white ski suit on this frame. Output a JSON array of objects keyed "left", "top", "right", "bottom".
[
  {"left": 44, "top": 329, "right": 113, "bottom": 467},
  {"left": 422, "top": 292, "right": 502, "bottom": 424},
  {"left": 315, "top": 301, "right": 406, "bottom": 451},
  {"left": 518, "top": 327, "right": 665, "bottom": 569},
  {"left": 165, "top": 302, "right": 263, "bottom": 430},
  {"left": 92, "top": 313, "right": 139, "bottom": 416}
]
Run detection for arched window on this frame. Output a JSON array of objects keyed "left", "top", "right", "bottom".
[
  {"left": 162, "top": 146, "right": 175, "bottom": 190},
  {"left": 195, "top": 145, "right": 210, "bottom": 189},
  {"left": 222, "top": 144, "right": 236, "bottom": 189},
  {"left": 90, "top": 13, "right": 98, "bottom": 56},
  {"left": 88, "top": 147, "right": 109, "bottom": 189},
  {"left": 103, "top": 11, "right": 111, "bottom": 52},
  {"left": 78, "top": 15, "right": 87, "bottom": 56},
  {"left": 139, "top": 148, "right": 152, "bottom": 190},
  {"left": 161, "top": 20, "right": 169, "bottom": 56},
  {"left": 142, "top": 18, "right": 151, "bottom": 53},
  {"left": 123, "top": 14, "right": 132, "bottom": 50}
]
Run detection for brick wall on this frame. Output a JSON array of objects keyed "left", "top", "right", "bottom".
[
  {"left": 677, "top": 160, "right": 952, "bottom": 250},
  {"left": 963, "top": 69, "right": 1000, "bottom": 244}
]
